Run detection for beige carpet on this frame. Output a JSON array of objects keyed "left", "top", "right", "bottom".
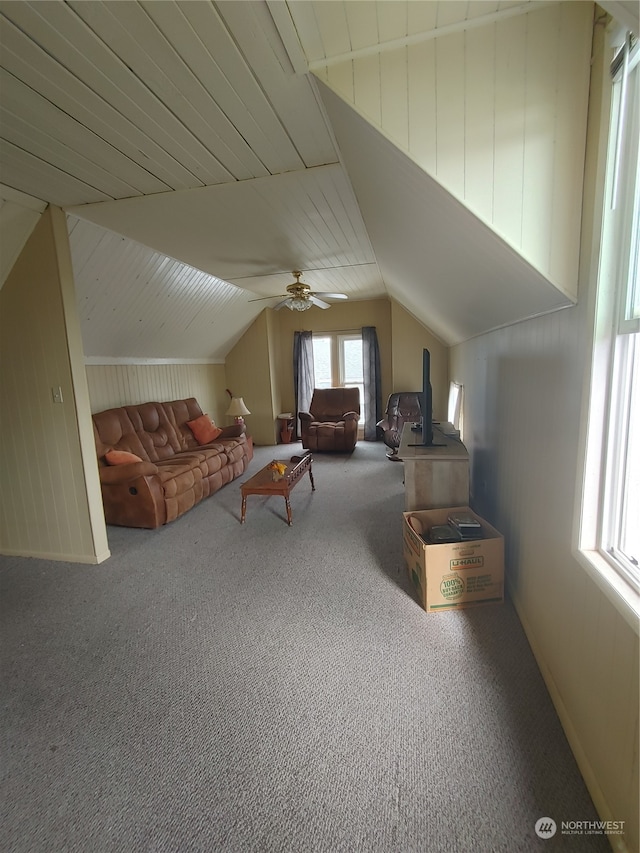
[{"left": 1, "top": 441, "right": 608, "bottom": 852}]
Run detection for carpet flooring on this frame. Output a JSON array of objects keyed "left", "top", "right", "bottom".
[{"left": 1, "top": 441, "right": 608, "bottom": 852}]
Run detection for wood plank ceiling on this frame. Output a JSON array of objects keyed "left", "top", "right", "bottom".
[{"left": 0, "top": 0, "right": 608, "bottom": 357}]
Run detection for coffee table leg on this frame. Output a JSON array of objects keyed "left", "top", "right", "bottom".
[
  {"left": 308, "top": 464, "right": 315, "bottom": 491},
  {"left": 285, "top": 496, "right": 292, "bottom": 526},
  {"left": 241, "top": 495, "right": 247, "bottom": 524}
]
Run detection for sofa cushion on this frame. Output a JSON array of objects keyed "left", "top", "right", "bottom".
[
  {"left": 162, "top": 397, "right": 208, "bottom": 451},
  {"left": 92, "top": 408, "right": 151, "bottom": 463},
  {"left": 155, "top": 459, "right": 203, "bottom": 500},
  {"left": 92, "top": 402, "right": 183, "bottom": 463},
  {"left": 124, "top": 402, "right": 182, "bottom": 461},
  {"left": 105, "top": 449, "right": 143, "bottom": 465},
  {"left": 176, "top": 449, "right": 225, "bottom": 478},
  {"left": 186, "top": 414, "right": 223, "bottom": 445},
  {"left": 222, "top": 441, "right": 248, "bottom": 466}
]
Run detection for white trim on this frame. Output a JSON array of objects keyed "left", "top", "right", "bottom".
[
  {"left": 84, "top": 356, "right": 223, "bottom": 365},
  {"left": 0, "top": 547, "right": 110, "bottom": 565},
  {"left": 308, "top": 1, "right": 558, "bottom": 72},
  {"left": 599, "top": 1, "right": 640, "bottom": 37},
  {"left": 456, "top": 303, "right": 575, "bottom": 345},
  {"left": 573, "top": 549, "right": 640, "bottom": 635},
  {"left": 510, "top": 587, "right": 634, "bottom": 853}
]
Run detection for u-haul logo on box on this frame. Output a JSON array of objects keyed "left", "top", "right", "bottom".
[{"left": 450, "top": 556, "right": 484, "bottom": 570}]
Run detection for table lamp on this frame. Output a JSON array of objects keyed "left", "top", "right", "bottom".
[{"left": 226, "top": 396, "right": 251, "bottom": 426}]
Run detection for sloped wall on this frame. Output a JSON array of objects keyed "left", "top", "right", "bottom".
[{"left": 313, "top": 2, "right": 592, "bottom": 301}]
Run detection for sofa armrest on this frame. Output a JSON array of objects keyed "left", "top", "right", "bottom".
[
  {"left": 99, "top": 471, "right": 166, "bottom": 528},
  {"left": 219, "top": 424, "right": 245, "bottom": 439},
  {"left": 99, "top": 461, "right": 159, "bottom": 484}
]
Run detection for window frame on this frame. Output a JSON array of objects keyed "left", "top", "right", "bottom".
[
  {"left": 601, "top": 333, "right": 639, "bottom": 584},
  {"left": 576, "top": 25, "right": 640, "bottom": 629}
]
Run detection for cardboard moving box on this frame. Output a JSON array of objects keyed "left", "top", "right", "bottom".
[{"left": 403, "top": 506, "right": 504, "bottom": 613}]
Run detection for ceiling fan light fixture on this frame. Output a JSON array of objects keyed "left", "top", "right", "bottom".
[{"left": 288, "top": 296, "right": 312, "bottom": 311}]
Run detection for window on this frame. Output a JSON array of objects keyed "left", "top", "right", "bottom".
[
  {"left": 312, "top": 333, "right": 364, "bottom": 424},
  {"left": 579, "top": 27, "right": 640, "bottom": 610},
  {"left": 601, "top": 30, "right": 640, "bottom": 589},
  {"left": 603, "top": 336, "right": 639, "bottom": 585},
  {"left": 448, "top": 381, "right": 464, "bottom": 437}
]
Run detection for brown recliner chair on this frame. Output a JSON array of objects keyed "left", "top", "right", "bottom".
[
  {"left": 376, "top": 392, "right": 422, "bottom": 459},
  {"left": 299, "top": 388, "right": 360, "bottom": 452}
]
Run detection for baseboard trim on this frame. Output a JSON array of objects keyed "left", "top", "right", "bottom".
[
  {"left": 0, "top": 547, "right": 110, "bottom": 565},
  {"left": 509, "top": 589, "right": 632, "bottom": 853}
]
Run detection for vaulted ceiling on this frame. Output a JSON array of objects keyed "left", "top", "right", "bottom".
[{"left": 1, "top": 1, "right": 636, "bottom": 358}]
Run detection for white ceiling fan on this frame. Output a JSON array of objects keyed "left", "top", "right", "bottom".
[{"left": 248, "top": 271, "right": 348, "bottom": 312}]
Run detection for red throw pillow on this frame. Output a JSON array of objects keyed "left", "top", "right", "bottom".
[
  {"left": 186, "top": 414, "right": 223, "bottom": 445},
  {"left": 105, "top": 449, "right": 143, "bottom": 466}
]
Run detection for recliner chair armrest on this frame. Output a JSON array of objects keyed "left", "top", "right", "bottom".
[
  {"left": 343, "top": 411, "right": 360, "bottom": 421},
  {"left": 376, "top": 417, "right": 391, "bottom": 431},
  {"left": 299, "top": 412, "right": 313, "bottom": 422}
]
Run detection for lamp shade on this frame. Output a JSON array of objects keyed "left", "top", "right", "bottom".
[{"left": 226, "top": 397, "right": 251, "bottom": 417}]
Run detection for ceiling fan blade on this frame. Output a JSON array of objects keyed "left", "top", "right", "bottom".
[
  {"left": 309, "top": 295, "right": 330, "bottom": 309},
  {"left": 313, "top": 292, "right": 348, "bottom": 300},
  {"left": 247, "top": 294, "right": 287, "bottom": 303}
]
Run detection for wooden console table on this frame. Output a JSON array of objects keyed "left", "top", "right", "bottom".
[{"left": 398, "top": 423, "right": 469, "bottom": 511}]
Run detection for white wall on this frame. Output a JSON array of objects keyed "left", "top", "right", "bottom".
[
  {"left": 0, "top": 208, "right": 109, "bottom": 564},
  {"left": 450, "top": 302, "right": 639, "bottom": 853},
  {"left": 449, "top": 22, "right": 639, "bottom": 849},
  {"left": 85, "top": 362, "right": 229, "bottom": 424}
]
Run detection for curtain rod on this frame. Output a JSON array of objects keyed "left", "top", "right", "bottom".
[{"left": 300, "top": 328, "right": 366, "bottom": 334}]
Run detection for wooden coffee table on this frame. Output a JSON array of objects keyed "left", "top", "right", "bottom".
[{"left": 240, "top": 453, "right": 315, "bottom": 526}]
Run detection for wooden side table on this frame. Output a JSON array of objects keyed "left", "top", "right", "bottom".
[{"left": 278, "top": 413, "right": 295, "bottom": 444}]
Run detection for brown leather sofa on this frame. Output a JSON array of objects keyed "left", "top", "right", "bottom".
[
  {"left": 92, "top": 397, "right": 253, "bottom": 528},
  {"left": 299, "top": 387, "right": 360, "bottom": 452}
]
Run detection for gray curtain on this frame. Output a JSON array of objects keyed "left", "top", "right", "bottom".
[
  {"left": 293, "top": 330, "right": 315, "bottom": 438},
  {"left": 362, "top": 326, "right": 382, "bottom": 441}
]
